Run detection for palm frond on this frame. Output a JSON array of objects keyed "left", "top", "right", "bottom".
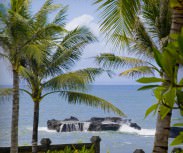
[
  {"left": 48, "top": 27, "right": 97, "bottom": 72},
  {"left": 60, "top": 91, "right": 125, "bottom": 116},
  {"left": 143, "top": 0, "right": 171, "bottom": 46},
  {"left": 8, "top": 12, "right": 32, "bottom": 43},
  {"left": 19, "top": 66, "right": 40, "bottom": 89},
  {"left": 21, "top": 43, "right": 47, "bottom": 66},
  {"left": 95, "top": 53, "right": 147, "bottom": 69},
  {"left": 43, "top": 73, "right": 88, "bottom": 91},
  {"left": 119, "top": 66, "right": 155, "bottom": 78},
  {"left": 72, "top": 68, "right": 105, "bottom": 82},
  {"left": 60, "top": 27, "right": 97, "bottom": 48},
  {"left": 95, "top": 0, "right": 140, "bottom": 47},
  {"left": 33, "top": 0, "right": 60, "bottom": 26},
  {"left": 43, "top": 68, "right": 104, "bottom": 90},
  {"left": 52, "top": 6, "right": 68, "bottom": 26},
  {"left": 130, "top": 17, "right": 157, "bottom": 58},
  {"left": 0, "top": 3, "right": 8, "bottom": 23},
  {"left": 142, "top": 0, "right": 160, "bottom": 38}
]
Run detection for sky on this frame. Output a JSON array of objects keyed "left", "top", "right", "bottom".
[{"left": 0, "top": 0, "right": 137, "bottom": 85}]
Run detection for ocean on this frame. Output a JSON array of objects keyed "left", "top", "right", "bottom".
[{"left": 0, "top": 85, "right": 176, "bottom": 153}]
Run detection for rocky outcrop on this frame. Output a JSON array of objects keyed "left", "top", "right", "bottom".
[
  {"left": 47, "top": 116, "right": 141, "bottom": 132},
  {"left": 169, "top": 127, "right": 183, "bottom": 138},
  {"left": 129, "top": 123, "right": 141, "bottom": 130},
  {"left": 47, "top": 119, "right": 61, "bottom": 132},
  {"left": 47, "top": 117, "right": 183, "bottom": 138},
  {"left": 64, "top": 116, "right": 79, "bottom": 121},
  {"left": 88, "top": 121, "right": 120, "bottom": 131}
]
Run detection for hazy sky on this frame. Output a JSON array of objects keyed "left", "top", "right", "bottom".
[{"left": 0, "top": 0, "right": 137, "bottom": 85}]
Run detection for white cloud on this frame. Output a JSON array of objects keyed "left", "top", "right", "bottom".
[{"left": 66, "top": 14, "right": 100, "bottom": 37}]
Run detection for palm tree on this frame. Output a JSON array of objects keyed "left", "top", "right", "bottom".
[
  {"left": 0, "top": 1, "right": 33, "bottom": 152},
  {"left": 0, "top": 0, "right": 67, "bottom": 152},
  {"left": 94, "top": 0, "right": 179, "bottom": 152},
  {"left": 19, "top": 26, "right": 124, "bottom": 153}
]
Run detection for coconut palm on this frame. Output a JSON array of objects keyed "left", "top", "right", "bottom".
[
  {"left": 0, "top": 1, "right": 34, "bottom": 152},
  {"left": 19, "top": 26, "right": 124, "bottom": 153},
  {"left": 94, "top": 0, "right": 180, "bottom": 152},
  {"left": 0, "top": 0, "right": 67, "bottom": 152}
]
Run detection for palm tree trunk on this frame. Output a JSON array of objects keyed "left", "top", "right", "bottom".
[
  {"left": 152, "top": 4, "right": 183, "bottom": 153},
  {"left": 32, "top": 100, "right": 40, "bottom": 153},
  {"left": 10, "top": 69, "right": 19, "bottom": 153},
  {"left": 153, "top": 112, "right": 172, "bottom": 153}
]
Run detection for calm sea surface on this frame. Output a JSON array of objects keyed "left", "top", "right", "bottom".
[{"left": 0, "top": 85, "right": 177, "bottom": 153}]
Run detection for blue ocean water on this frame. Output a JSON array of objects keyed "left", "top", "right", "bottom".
[{"left": 0, "top": 85, "right": 176, "bottom": 153}]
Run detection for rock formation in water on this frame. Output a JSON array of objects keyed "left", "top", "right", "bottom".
[
  {"left": 47, "top": 116, "right": 183, "bottom": 138},
  {"left": 47, "top": 116, "right": 141, "bottom": 132}
]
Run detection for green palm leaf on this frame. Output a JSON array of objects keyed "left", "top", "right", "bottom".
[
  {"left": 96, "top": 53, "right": 147, "bottom": 69},
  {"left": 59, "top": 91, "right": 125, "bottom": 116},
  {"left": 52, "top": 6, "right": 68, "bottom": 26},
  {"left": 119, "top": 66, "right": 155, "bottom": 78},
  {"left": 33, "top": 0, "right": 60, "bottom": 26},
  {"left": 130, "top": 18, "right": 157, "bottom": 58},
  {"left": 95, "top": 0, "right": 140, "bottom": 47},
  {"left": 43, "top": 68, "right": 105, "bottom": 90}
]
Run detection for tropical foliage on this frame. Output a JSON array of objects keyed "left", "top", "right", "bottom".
[
  {"left": 20, "top": 23, "right": 123, "bottom": 153},
  {"left": 0, "top": 1, "right": 124, "bottom": 153},
  {"left": 137, "top": 31, "right": 183, "bottom": 147},
  {"left": 94, "top": 0, "right": 183, "bottom": 152},
  {"left": 0, "top": 0, "right": 51, "bottom": 152},
  {"left": 46, "top": 145, "right": 94, "bottom": 153}
]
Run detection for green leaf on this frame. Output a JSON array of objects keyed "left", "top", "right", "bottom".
[
  {"left": 137, "top": 77, "right": 164, "bottom": 84},
  {"left": 170, "top": 0, "right": 182, "bottom": 8},
  {"left": 177, "top": 91, "right": 183, "bottom": 107},
  {"left": 59, "top": 91, "right": 125, "bottom": 116},
  {"left": 164, "top": 87, "right": 176, "bottom": 108},
  {"left": 153, "top": 48, "right": 162, "bottom": 68},
  {"left": 170, "top": 132, "right": 183, "bottom": 146},
  {"left": 173, "top": 123, "right": 183, "bottom": 127},
  {"left": 179, "top": 28, "right": 183, "bottom": 56},
  {"left": 138, "top": 85, "right": 159, "bottom": 91},
  {"left": 159, "top": 88, "right": 176, "bottom": 119},
  {"left": 179, "top": 78, "right": 183, "bottom": 85},
  {"left": 161, "top": 50, "right": 176, "bottom": 79},
  {"left": 159, "top": 105, "right": 171, "bottom": 119},
  {"left": 170, "top": 33, "right": 178, "bottom": 40},
  {"left": 153, "top": 87, "right": 165, "bottom": 99},
  {"left": 145, "top": 103, "right": 159, "bottom": 118}
]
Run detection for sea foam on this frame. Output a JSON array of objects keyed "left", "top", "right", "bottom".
[
  {"left": 27, "top": 127, "right": 56, "bottom": 133},
  {"left": 118, "top": 124, "right": 155, "bottom": 136}
]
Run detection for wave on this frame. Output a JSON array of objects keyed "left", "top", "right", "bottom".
[
  {"left": 118, "top": 124, "right": 155, "bottom": 136},
  {"left": 27, "top": 124, "right": 155, "bottom": 136},
  {"left": 27, "top": 127, "right": 56, "bottom": 133}
]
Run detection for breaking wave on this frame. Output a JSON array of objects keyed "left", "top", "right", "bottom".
[{"left": 118, "top": 124, "right": 155, "bottom": 136}]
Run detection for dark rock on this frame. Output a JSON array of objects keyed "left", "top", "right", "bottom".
[
  {"left": 89, "top": 117, "right": 122, "bottom": 123},
  {"left": 133, "top": 149, "right": 145, "bottom": 153},
  {"left": 105, "top": 117, "right": 122, "bottom": 123},
  {"left": 88, "top": 118, "right": 121, "bottom": 131},
  {"left": 101, "top": 124, "right": 120, "bottom": 131},
  {"left": 88, "top": 121, "right": 102, "bottom": 131},
  {"left": 170, "top": 127, "right": 183, "bottom": 138},
  {"left": 60, "top": 122, "right": 84, "bottom": 132},
  {"left": 130, "top": 123, "right": 141, "bottom": 130},
  {"left": 40, "top": 138, "right": 52, "bottom": 146},
  {"left": 47, "top": 119, "right": 61, "bottom": 131},
  {"left": 47, "top": 117, "right": 141, "bottom": 132},
  {"left": 64, "top": 116, "right": 79, "bottom": 121},
  {"left": 90, "top": 117, "right": 105, "bottom": 122}
]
